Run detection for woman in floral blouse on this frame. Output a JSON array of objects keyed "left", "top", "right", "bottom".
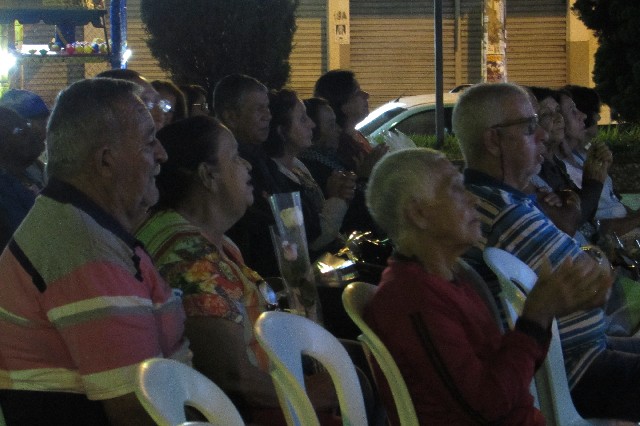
[{"left": 136, "top": 116, "right": 338, "bottom": 425}]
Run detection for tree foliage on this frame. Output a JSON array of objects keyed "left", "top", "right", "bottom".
[
  {"left": 141, "top": 0, "right": 299, "bottom": 93},
  {"left": 572, "top": 0, "right": 640, "bottom": 122}
]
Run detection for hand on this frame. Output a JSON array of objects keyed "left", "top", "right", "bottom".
[
  {"left": 535, "top": 189, "right": 581, "bottom": 236},
  {"left": 326, "top": 170, "right": 357, "bottom": 201},
  {"left": 583, "top": 143, "right": 613, "bottom": 182},
  {"left": 522, "top": 255, "right": 613, "bottom": 328},
  {"left": 354, "top": 144, "right": 388, "bottom": 179},
  {"left": 536, "top": 187, "right": 562, "bottom": 208}
]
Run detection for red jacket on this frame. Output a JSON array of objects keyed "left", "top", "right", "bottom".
[{"left": 364, "top": 258, "right": 548, "bottom": 425}]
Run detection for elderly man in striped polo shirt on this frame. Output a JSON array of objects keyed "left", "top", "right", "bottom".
[
  {"left": 456, "top": 82, "right": 640, "bottom": 422},
  {"left": 0, "top": 78, "right": 190, "bottom": 425}
]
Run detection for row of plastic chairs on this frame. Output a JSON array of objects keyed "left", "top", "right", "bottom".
[
  {"left": 135, "top": 248, "right": 634, "bottom": 426},
  {"left": 135, "top": 313, "right": 370, "bottom": 425},
  {"left": 135, "top": 284, "right": 396, "bottom": 426}
]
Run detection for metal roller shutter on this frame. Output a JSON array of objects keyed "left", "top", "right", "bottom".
[
  {"left": 289, "top": 0, "right": 325, "bottom": 98},
  {"left": 505, "top": 0, "right": 567, "bottom": 87},
  {"left": 350, "top": 0, "right": 482, "bottom": 109}
]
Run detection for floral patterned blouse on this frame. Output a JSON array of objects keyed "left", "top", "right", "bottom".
[{"left": 136, "top": 210, "right": 269, "bottom": 370}]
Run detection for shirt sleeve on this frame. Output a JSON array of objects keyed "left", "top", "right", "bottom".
[{"left": 156, "top": 232, "right": 245, "bottom": 323}]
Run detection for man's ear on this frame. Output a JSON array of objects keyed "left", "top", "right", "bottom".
[
  {"left": 95, "top": 145, "right": 115, "bottom": 178},
  {"left": 221, "top": 109, "right": 238, "bottom": 130},
  {"left": 483, "top": 127, "right": 502, "bottom": 158},
  {"left": 404, "top": 197, "right": 430, "bottom": 231}
]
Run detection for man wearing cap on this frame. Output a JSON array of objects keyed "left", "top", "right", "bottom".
[
  {"left": 0, "top": 106, "right": 45, "bottom": 248},
  {"left": 0, "top": 89, "right": 50, "bottom": 188}
]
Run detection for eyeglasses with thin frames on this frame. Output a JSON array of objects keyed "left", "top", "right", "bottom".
[
  {"left": 146, "top": 99, "right": 173, "bottom": 113},
  {"left": 491, "top": 114, "right": 539, "bottom": 135},
  {"left": 192, "top": 102, "right": 209, "bottom": 112}
]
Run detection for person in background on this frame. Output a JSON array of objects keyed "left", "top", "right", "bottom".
[
  {"left": 180, "top": 84, "right": 210, "bottom": 117},
  {"left": 457, "top": 82, "right": 640, "bottom": 421},
  {"left": 213, "top": 74, "right": 281, "bottom": 277},
  {"left": 364, "top": 147, "right": 609, "bottom": 425},
  {"left": 562, "top": 87, "right": 640, "bottom": 246},
  {"left": 299, "top": 97, "right": 346, "bottom": 195},
  {"left": 97, "top": 69, "right": 170, "bottom": 131},
  {"left": 264, "top": 89, "right": 354, "bottom": 255},
  {"left": 313, "top": 70, "right": 387, "bottom": 178},
  {"left": 0, "top": 106, "right": 45, "bottom": 248},
  {"left": 136, "top": 116, "right": 340, "bottom": 425},
  {"left": 0, "top": 89, "right": 50, "bottom": 188},
  {"left": 527, "top": 86, "right": 604, "bottom": 242},
  {"left": 0, "top": 77, "right": 189, "bottom": 425},
  {"left": 563, "top": 85, "right": 602, "bottom": 145},
  {"left": 151, "top": 80, "right": 188, "bottom": 125}
]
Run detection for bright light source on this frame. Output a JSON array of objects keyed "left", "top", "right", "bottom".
[
  {"left": 0, "top": 51, "right": 17, "bottom": 75},
  {"left": 121, "top": 48, "right": 132, "bottom": 65}
]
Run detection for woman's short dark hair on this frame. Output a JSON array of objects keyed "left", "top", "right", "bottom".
[
  {"left": 313, "top": 70, "right": 357, "bottom": 127},
  {"left": 304, "top": 97, "right": 330, "bottom": 143},
  {"left": 154, "top": 116, "right": 226, "bottom": 210},
  {"left": 528, "top": 86, "right": 562, "bottom": 104},
  {"left": 263, "top": 88, "right": 299, "bottom": 158},
  {"left": 563, "top": 85, "right": 602, "bottom": 128}
]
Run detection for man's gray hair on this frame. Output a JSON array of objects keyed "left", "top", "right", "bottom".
[
  {"left": 366, "top": 148, "right": 446, "bottom": 243},
  {"left": 46, "top": 78, "right": 143, "bottom": 179},
  {"left": 452, "top": 82, "right": 529, "bottom": 164}
]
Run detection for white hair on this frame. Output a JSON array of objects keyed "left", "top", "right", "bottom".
[
  {"left": 452, "top": 82, "right": 529, "bottom": 165},
  {"left": 366, "top": 148, "right": 446, "bottom": 243}
]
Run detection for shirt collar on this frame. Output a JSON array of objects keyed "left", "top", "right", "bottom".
[
  {"left": 464, "top": 168, "right": 539, "bottom": 207},
  {"left": 41, "top": 178, "right": 140, "bottom": 248},
  {"left": 463, "top": 169, "right": 528, "bottom": 197}
]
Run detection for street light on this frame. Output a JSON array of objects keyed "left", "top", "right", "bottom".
[
  {"left": 0, "top": 50, "right": 17, "bottom": 97},
  {"left": 0, "top": 50, "right": 17, "bottom": 75}
]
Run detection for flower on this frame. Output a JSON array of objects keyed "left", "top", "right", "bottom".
[
  {"left": 282, "top": 241, "right": 298, "bottom": 261},
  {"left": 279, "top": 206, "right": 304, "bottom": 228}
]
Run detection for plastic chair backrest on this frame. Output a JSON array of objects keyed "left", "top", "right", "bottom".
[
  {"left": 254, "top": 311, "right": 368, "bottom": 426},
  {"left": 483, "top": 248, "right": 631, "bottom": 426},
  {"left": 135, "top": 358, "right": 244, "bottom": 426},
  {"left": 483, "top": 247, "right": 537, "bottom": 328},
  {"left": 342, "top": 282, "right": 419, "bottom": 426}
]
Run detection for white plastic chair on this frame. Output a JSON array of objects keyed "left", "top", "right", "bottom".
[
  {"left": 254, "top": 310, "right": 368, "bottom": 426},
  {"left": 135, "top": 358, "right": 244, "bottom": 426},
  {"left": 483, "top": 247, "right": 633, "bottom": 426},
  {"left": 342, "top": 282, "right": 419, "bottom": 426}
]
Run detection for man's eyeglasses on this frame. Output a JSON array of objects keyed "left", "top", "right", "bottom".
[
  {"left": 192, "top": 102, "right": 209, "bottom": 112},
  {"left": 146, "top": 99, "right": 173, "bottom": 113},
  {"left": 491, "top": 114, "right": 539, "bottom": 135}
]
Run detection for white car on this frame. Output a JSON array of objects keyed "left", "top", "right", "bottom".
[{"left": 356, "top": 91, "right": 462, "bottom": 141}]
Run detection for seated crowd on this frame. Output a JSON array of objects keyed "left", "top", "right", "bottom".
[{"left": 0, "top": 70, "right": 640, "bottom": 426}]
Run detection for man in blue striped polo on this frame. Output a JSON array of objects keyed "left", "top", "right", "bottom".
[{"left": 456, "top": 82, "right": 640, "bottom": 422}]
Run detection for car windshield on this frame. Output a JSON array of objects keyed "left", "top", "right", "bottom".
[{"left": 356, "top": 106, "right": 407, "bottom": 136}]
